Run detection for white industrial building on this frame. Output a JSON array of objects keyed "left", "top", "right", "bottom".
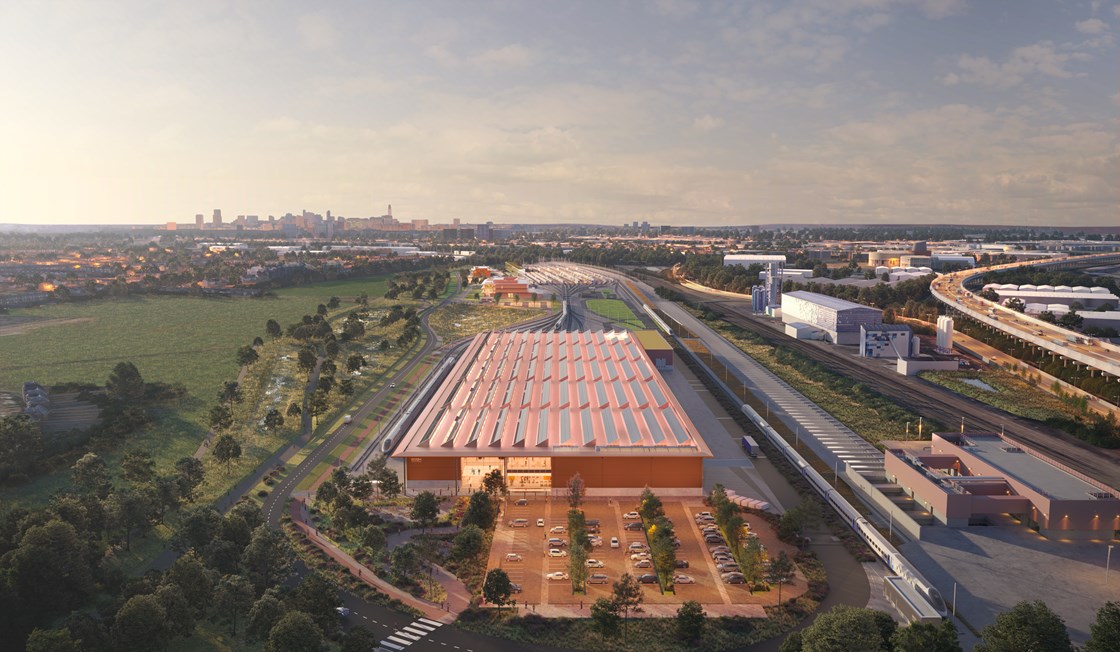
[
  {"left": 936, "top": 316, "right": 954, "bottom": 352},
  {"left": 781, "top": 291, "right": 884, "bottom": 345},
  {"left": 859, "top": 324, "right": 917, "bottom": 358},
  {"left": 983, "top": 284, "right": 1119, "bottom": 310}
]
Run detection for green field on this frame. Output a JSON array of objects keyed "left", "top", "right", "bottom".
[
  {"left": 0, "top": 276, "right": 391, "bottom": 507},
  {"left": 585, "top": 298, "right": 645, "bottom": 330}
]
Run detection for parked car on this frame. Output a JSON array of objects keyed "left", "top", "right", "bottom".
[
  {"left": 716, "top": 562, "right": 741, "bottom": 572},
  {"left": 713, "top": 554, "right": 735, "bottom": 564},
  {"left": 628, "top": 542, "right": 649, "bottom": 551},
  {"left": 630, "top": 552, "right": 651, "bottom": 561},
  {"left": 633, "top": 559, "right": 653, "bottom": 569},
  {"left": 536, "top": 518, "right": 545, "bottom": 527},
  {"left": 623, "top": 511, "right": 640, "bottom": 519},
  {"left": 610, "top": 537, "right": 620, "bottom": 548},
  {"left": 674, "top": 559, "right": 690, "bottom": 569},
  {"left": 510, "top": 583, "right": 522, "bottom": 594},
  {"left": 673, "top": 575, "right": 695, "bottom": 584},
  {"left": 515, "top": 498, "right": 529, "bottom": 506},
  {"left": 586, "top": 559, "right": 605, "bottom": 568},
  {"left": 586, "top": 519, "right": 601, "bottom": 527},
  {"left": 548, "top": 548, "right": 568, "bottom": 558},
  {"left": 588, "top": 538, "right": 604, "bottom": 548},
  {"left": 550, "top": 526, "right": 566, "bottom": 534},
  {"left": 637, "top": 574, "right": 659, "bottom": 584},
  {"left": 546, "top": 571, "right": 570, "bottom": 581},
  {"left": 586, "top": 524, "right": 601, "bottom": 534},
  {"left": 548, "top": 538, "right": 568, "bottom": 547},
  {"left": 695, "top": 512, "right": 713, "bottom": 520},
  {"left": 701, "top": 525, "right": 720, "bottom": 534},
  {"left": 510, "top": 519, "right": 529, "bottom": 528},
  {"left": 588, "top": 573, "right": 609, "bottom": 584},
  {"left": 705, "top": 535, "right": 726, "bottom": 544},
  {"left": 505, "top": 553, "right": 523, "bottom": 562},
  {"left": 709, "top": 545, "right": 731, "bottom": 554},
  {"left": 624, "top": 522, "right": 644, "bottom": 531},
  {"left": 722, "top": 573, "right": 746, "bottom": 584}
]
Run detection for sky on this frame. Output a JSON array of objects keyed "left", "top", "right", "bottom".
[{"left": 0, "top": 1, "right": 1117, "bottom": 228}]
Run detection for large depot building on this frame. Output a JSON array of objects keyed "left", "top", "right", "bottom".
[{"left": 392, "top": 330, "right": 712, "bottom": 496}]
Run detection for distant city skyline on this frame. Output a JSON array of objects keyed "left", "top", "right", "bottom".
[{"left": 1, "top": 1, "right": 1117, "bottom": 227}]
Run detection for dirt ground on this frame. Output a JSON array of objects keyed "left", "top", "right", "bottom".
[{"left": 0, "top": 316, "right": 95, "bottom": 337}]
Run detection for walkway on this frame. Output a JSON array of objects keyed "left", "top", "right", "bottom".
[
  {"left": 290, "top": 498, "right": 471, "bottom": 624},
  {"left": 191, "top": 362, "right": 250, "bottom": 459}
]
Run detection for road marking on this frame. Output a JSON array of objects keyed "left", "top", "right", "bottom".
[
  {"left": 394, "top": 630, "right": 420, "bottom": 641},
  {"left": 386, "top": 635, "right": 411, "bottom": 646},
  {"left": 379, "top": 641, "right": 404, "bottom": 651}
]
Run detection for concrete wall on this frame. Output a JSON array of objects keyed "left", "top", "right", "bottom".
[{"left": 896, "top": 359, "right": 959, "bottom": 375}]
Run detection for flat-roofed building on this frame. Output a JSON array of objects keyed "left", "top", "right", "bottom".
[
  {"left": 392, "top": 330, "right": 712, "bottom": 496},
  {"left": 884, "top": 432, "right": 1120, "bottom": 539},
  {"left": 781, "top": 291, "right": 883, "bottom": 345},
  {"left": 632, "top": 329, "right": 673, "bottom": 368}
]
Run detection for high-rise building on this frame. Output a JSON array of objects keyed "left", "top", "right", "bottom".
[
  {"left": 212, "top": 209, "right": 222, "bottom": 226},
  {"left": 195, "top": 214, "right": 204, "bottom": 229},
  {"left": 476, "top": 221, "right": 493, "bottom": 240}
]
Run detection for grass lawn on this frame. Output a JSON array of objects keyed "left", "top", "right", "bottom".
[
  {"left": 585, "top": 299, "right": 645, "bottom": 330},
  {"left": 0, "top": 276, "right": 392, "bottom": 508}
]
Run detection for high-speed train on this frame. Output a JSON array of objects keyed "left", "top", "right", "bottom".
[{"left": 740, "top": 404, "right": 949, "bottom": 618}]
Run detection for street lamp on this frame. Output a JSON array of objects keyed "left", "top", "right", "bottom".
[{"left": 1107, "top": 545, "right": 1115, "bottom": 585}]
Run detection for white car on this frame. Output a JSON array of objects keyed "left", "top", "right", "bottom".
[
  {"left": 610, "top": 537, "right": 620, "bottom": 548},
  {"left": 546, "top": 571, "right": 570, "bottom": 581},
  {"left": 628, "top": 542, "right": 648, "bottom": 551},
  {"left": 536, "top": 518, "right": 546, "bottom": 527},
  {"left": 586, "top": 559, "right": 605, "bottom": 568},
  {"left": 548, "top": 548, "right": 568, "bottom": 558},
  {"left": 622, "top": 511, "right": 640, "bottom": 519},
  {"left": 505, "top": 553, "right": 523, "bottom": 562},
  {"left": 335, "top": 606, "right": 351, "bottom": 617},
  {"left": 633, "top": 559, "right": 653, "bottom": 569},
  {"left": 673, "top": 575, "right": 695, "bottom": 584},
  {"left": 550, "top": 526, "right": 566, "bottom": 534},
  {"left": 630, "top": 552, "right": 650, "bottom": 561}
]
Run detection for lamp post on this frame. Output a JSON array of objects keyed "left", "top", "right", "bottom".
[
  {"left": 905, "top": 421, "right": 911, "bottom": 437},
  {"left": 1107, "top": 545, "right": 1115, "bottom": 585}
]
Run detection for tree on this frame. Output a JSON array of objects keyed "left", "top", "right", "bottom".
[
  {"left": 410, "top": 491, "right": 439, "bottom": 532},
  {"left": 794, "top": 604, "right": 896, "bottom": 652},
  {"left": 209, "top": 404, "right": 233, "bottom": 433},
  {"left": 482, "top": 469, "right": 507, "bottom": 495},
  {"left": 266, "top": 319, "right": 283, "bottom": 338},
  {"left": 241, "top": 525, "right": 294, "bottom": 592},
  {"left": 71, "top": 452, "right": 112, "bottom": 498},
  {"left": 219, "top": 381, "right": 243, "bottom": 409},
  {"left": 1039, "top": 310, "right": 1057, "bottom": 323},
  {"left": 237, "top": 345, "right": 259, "bottom": 367},
  {"left": 482, "top": 568, "right": 513, "bottom": 612},
  {"left": 676, "top": 600, "right": 705, "bottom": 642},
  {"left": 591, "top": 597, "right": 622, "bottom": 638},
  {"left": 452, "top": 524, "right": 485, "bottom": 560},
  {"left": 567, "top": 472, "right": 586, "bottom": 509},
  {"left": 359, "top": 525, "right": 387, "bottom": 559},
  {"left": 166, "top": 551, "right": 215, "bottom": 614},
  {"left": 112, "top": 594, "right": 169, "bottom": 652},
  {"left": 327, "top": 296, "right": 341, "bottom": 309},
  {"left": 173, "top": 456, "right": 206, "bottom": 503},
  {"left": 339, "top": 378, "right": 354, "bottom": 396},
  {"left": 247, "top": 589, "right": 286, "bottom": 642},
  {"left": 156, "top": 584, "right": 195, "bottom": 638},
  {"left": 0, "top": 414, "right": 44, "bottom": 482},
  {"left": 1005, "top": 297, "right": 1026, "bottom": 313},
  {"left": 287, "top": 401, "right": 302, "bottom": 417},
  {"left": 389, "top": 542, "right": 421, "bottom": 581},
  {"left": 263, "top": 408, "right": 285, "bottom": 431},
  {"left": 266, "top": 611, "right": 323, "bottom": 652},
  {"left": 287, "top": 572, "right": 340, "bottom": 633},
  {"left": 638, "top": 486, "right": 663, "bottom": 522},
  {"left": 612, "top": 573, "right": 644, "bottom": 637},
  {"left": 121, "top": 450, "right": 156, "bottom": 484},
  {"left": 106, "top": 361, "right": 145, "bottom": 402},
  {"left": 375, "top": 467, "right": 401, "bottom": 497},
  {"left": 212, "top": 574, "right": 254, "bottom": 635},
  {"left": 105, "top": 488, "right": 156, "bottom": 550},
  {"left": 6, "top": 519, "right": 95, "bottom": 619},
  {"left": 767, "top": 551, "right": 795, "bottom": 603},
  {"left": 213, "top": 434, "right": 242, "bottom": 474},
  {"left": 25, "top": 628, "right": 79, "bottom": 652},
  {"left": 316, "top": 303, "right": 328, "bottom": 316},
  {"left": 779, "top": 498, "right": 815, "bottom": 543},
  {"left": 1058, "top": 310, "right": 1083, "bottom": 329},
  {"left": 461, "top": 491, "right": 496, "bottom": 529},
  {"left": 346, "top": 354, "right": 366, "bottom": 372},
  {"left": 1085, "top": 601, "right": 1120, "bottom": 652},
  {"left": 298, "top": 349, "right": 318, "bottom": 374},
  {"left": 975, "top": 600, "right": 1072, "bottom": 652},
  {"left": 891, "top": 620, "right": 962, "bottom": 652}
]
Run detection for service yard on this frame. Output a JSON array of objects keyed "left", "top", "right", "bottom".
[{"left": 485, "top": 496, "right": 805, "bottom": 615}]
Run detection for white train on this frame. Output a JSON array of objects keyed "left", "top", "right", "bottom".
[{"left": 740, "top": 403, "right": 949, "bottom": 618}]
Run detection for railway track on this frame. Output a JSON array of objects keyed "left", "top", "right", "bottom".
[{"left": 648, "top": 277, "right": 1120, "bottom": 489}]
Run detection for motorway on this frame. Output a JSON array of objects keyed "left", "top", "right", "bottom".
[
  {"left": 932, "top": 253, "right": 1120, "bottom": 378},
  {"left": 631, "top": 273, "right": 1120, "bottom": 490}
]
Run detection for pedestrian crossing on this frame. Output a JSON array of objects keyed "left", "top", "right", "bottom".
[{"left": 377, "top": 617, "right": 443, "bottom": 651}]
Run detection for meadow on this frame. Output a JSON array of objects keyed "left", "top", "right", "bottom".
[
  {"left": 0, "top": 276, "right": 390, "bottom": 507},
  {"left": 585, "top": 298, "right": 645, "bottom": 330}
]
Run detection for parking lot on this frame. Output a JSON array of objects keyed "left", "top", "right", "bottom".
[{"left": 485, "top": 496, "right": 806, "bottom": 612}]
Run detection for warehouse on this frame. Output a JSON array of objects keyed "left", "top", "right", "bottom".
[
  {"left": 780, "top": 291, "right": 884, "bottom": 345},
  {"left": 392, "top": 330, "right": 712, "bottom": 496}
]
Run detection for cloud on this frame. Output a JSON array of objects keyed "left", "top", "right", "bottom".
[
  {"left": 1112, "top": 91, "right": 1120, "bottom": 107},
  {"left": 1115, "top": 4, "right": 1120, "bottom": 17},
  {"left": 649, "top": 0, "right": 699, "bottom": 19},
  {"left": 471, "top": 44, "right": 536, "bottom": 72},
  {"left": 298, "top": 14, "right": 336, "bottom": 51},
  {"left": 256, "top": 117, "right": 302, "bottom": 133},
  {"left": 691, "top": 115, "right": 724, "bottom": 133},
  {"left": 919, "top": 0, "right": 967, "bottom": 19},
  {"left": 943, "top": 41, "right": 1091, "bottom": 88},
  {"left": 1075, "top": 18, "right": 1110, "bottom": 34}
]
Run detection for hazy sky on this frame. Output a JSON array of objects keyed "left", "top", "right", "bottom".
[{"left": 1, "top": 1, "right": 1117, "bottom": 227}]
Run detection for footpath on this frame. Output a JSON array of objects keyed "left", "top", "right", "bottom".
[{"left": 289, "top": 497, "right": 471, "bottom": 624}]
